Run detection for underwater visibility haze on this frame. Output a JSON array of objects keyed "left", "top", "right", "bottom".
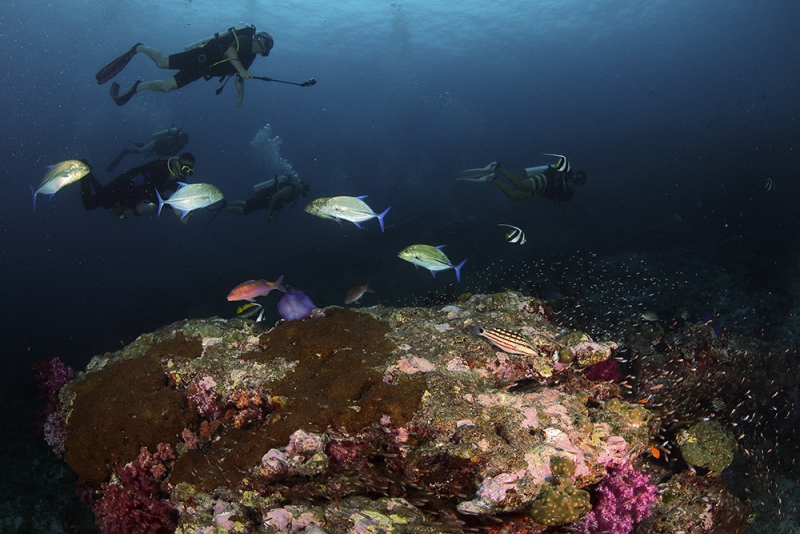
[{"left": 1, "top": 0, "right": 799, "bottom": 532}]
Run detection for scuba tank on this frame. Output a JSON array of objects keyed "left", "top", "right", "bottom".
[
  {"left": 253, "top": 176, "right": 279, "bottom": 193},
  {"left": 185, "top": 25, "right": 256, "bottom": 50},
  {"left": 151, "top": 127, "right": 181, "bottom": 140},
  {"left": 524, "top": 165, "right": 549, "bottom": 179}
]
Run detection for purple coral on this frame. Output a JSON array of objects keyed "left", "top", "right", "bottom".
[
  {"left": 31, "top": 357, "right": 74, "bottom": 456},
  {"left": 578, "top": 463, "right": 658, "bottom": 534}
]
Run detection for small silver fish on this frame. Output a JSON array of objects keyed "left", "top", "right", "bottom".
[
  {"left": 764, "top": 178, "right": 774, "bottom": 192},
  {"left": 671, "top": 213, "right": 682, "bottom": 222},
  {"left": 398, "top": 244, "right": 467, "bottom": 282},
  {"left": 473, "top": 322, "right": 537, "bottom": 356},
  {"left": 304, "top": 195, "right": 391, "bottom": 232},
  {"left": 156, "top": 182, "right": 224, "bottom": 219},
  {"left": 641, "top": 311, "right": 660, "bottom": 322},
  {"left": 498, "top": 224, "right": 526, "bottom": 245},
  {"left": 31, "top": 159, "right": 91, "bottom": 210}
]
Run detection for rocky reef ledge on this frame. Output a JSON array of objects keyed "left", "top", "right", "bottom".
[{"left": 51, "top": 292, "right": 753, "bottom": 533}]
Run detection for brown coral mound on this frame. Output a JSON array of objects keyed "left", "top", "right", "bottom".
[
  {"left": 170, "top": 308, "right": 427, "bottom": 492},
  {"left": 64, "top": 309, "right": 427, "bottom": 493},
  {"left": 63, "top": 356, "right": 193, "bottom": 487}
]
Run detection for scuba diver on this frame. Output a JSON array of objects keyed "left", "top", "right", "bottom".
[
  {"left": 95, "top": 25, "right": 274, "bottom": 107},
  {"left": 222, "top": 174, "right": 310, "bottom": 222},
  {"left": 459, "top": 154, "right": 587, "bottom": 203},
  {"left": 81, "top": 152, "right": 196, "bottom": 220},
  {"left": 106, "top": 127, "right": 190, "bottom": 173}
]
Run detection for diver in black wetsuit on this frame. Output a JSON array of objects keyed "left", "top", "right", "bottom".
[
  {"left": 96, "top": 26, "right": 274, "bottom": 107},
  {"left": 106, "top": 127, "right": 190, "bottom": 173},
  {"left": 81, "top": 153, "right": 195, "bottom": 220},
  {"left": 459, "top": 155, "right": 587, "bottom": 203},
  {"left": 223, "top": 174, "right": 310, "bottom": 222}
]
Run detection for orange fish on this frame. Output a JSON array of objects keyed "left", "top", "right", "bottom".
[
  {"left": 227, "top": 275, "right": 286, "bottom": 302},
  {"left": 649, "top": 445, "right": 661, "bottom": 459},
  {"left": 345, "top": 280, "right": 375, "bottom": 304}
]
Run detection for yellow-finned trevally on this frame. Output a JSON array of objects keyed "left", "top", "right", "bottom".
[
  {"left": 303, "top": 197, "right": 337, "bottom": 220},
  {"left": 304, "top": 195, "right": 391, "bottom": 232},
  {"left": 30, "top": 159, "right": 91, "bottom": 211},
  {"left": 156, "top": 182, "right": 224, "bottom": 219},
  {"left": 398, "top": 244, "right": 467, "bottom": 282}
]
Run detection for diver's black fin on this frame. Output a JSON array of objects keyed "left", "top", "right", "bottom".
[
  {"left": 95, "top": 43, "right": 142, "bottom": 85},
  {"left": 110, "top": 80, "right": 141, "bottom": 106},
  {"left": 106, "top": 150, "right": 129, "bottom": 173}
]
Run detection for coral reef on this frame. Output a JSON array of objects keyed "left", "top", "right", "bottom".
[{"left": 45, "top": 291, "right": 758, "bottom": 533}]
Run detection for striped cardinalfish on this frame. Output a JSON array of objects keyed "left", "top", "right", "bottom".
[{"left": 473, "top": 322, "right": 537, "bottom": 357}]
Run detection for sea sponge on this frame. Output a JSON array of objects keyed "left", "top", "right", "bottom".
[
  {"left": 676, "top": 420, "right": 737, "bottom": 475},
  {"left": 529, "top": 480, "right": 592, "bottom": 526}
]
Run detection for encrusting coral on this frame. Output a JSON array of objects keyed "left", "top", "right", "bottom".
[{"left": 40, "top": 291, "right": 754, "bottom": 533}]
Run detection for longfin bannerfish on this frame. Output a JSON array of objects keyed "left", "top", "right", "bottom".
[
  {"left": 498, "top": 224, "right": 526, "bottom": 245},
  {"left": 472, "top": 321, "right": 538, "bottom": 357},
  {"left": 236, "top": 302, "right": 265, "bottom": 321},
  {"left": 543, "top": 153, "right": 571, "bottom": 173}
]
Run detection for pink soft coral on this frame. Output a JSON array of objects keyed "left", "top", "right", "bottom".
[
  {"left": 579, "top": 463, "right": 658, "bottom": 534},
  {"left": 31, "top": 357, "right": 74, "bottom": 456}
]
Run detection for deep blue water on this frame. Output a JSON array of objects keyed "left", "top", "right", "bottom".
[
  {"left": 1, "top": 1, "right": 799, "bottom": 530},
  {"left": 1, "top": 0, "right": 799, "bottom": 441}
]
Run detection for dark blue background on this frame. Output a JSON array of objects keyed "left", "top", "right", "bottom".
[{"left": 1, "top": 0, "right": 798, "bottom": 398}]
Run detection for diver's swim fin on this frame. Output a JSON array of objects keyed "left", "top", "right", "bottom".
[
  {"left": 95, "top": 43, "right": 142, "bottom": 85},
  {"left": 458, "top": 161, "right": 498, "bottom": 182},
  {"left": 106, "top": 150, "right": 129, "bottom": 173},
  {"left": 110, "top": 80, "right": 141, "bottom": 106}
]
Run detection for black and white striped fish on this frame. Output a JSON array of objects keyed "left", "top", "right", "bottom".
[
  {"left": 543, "top": 153, "right": 571, "bottom": 172},
  {"left": 498, "top": 224, "right": 526, "bottom": 245},
  {"left": 473, "top": 322, "right": 537, "bottom": 356}
]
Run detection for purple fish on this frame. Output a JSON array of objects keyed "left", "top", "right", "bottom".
[{"left": 277, "top": 289, "right": 317, "bottom": 320}]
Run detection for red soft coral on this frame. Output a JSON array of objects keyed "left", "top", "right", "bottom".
[{"left": 91, "top": 444, "right": 177, "bottom": 534}]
